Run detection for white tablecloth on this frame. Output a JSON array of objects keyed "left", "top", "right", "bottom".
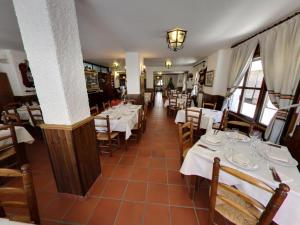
[
  {"left": 144, "top": 92, "right": 151, "bottom": 104},
  {"left": 175, "top": 107, "right": 222, "bottom": 130},
  {"left": 180, "top": 131, "right": 300, "bottom": 225},
  {"left": 0, "top": 125, "right": 35, "bottom": 147},
  {"left": 94, "top": 104, "right": 142, "bottom": 140},
  {"left": 0, "top": 218, "right": 33, "bottom": 225}
]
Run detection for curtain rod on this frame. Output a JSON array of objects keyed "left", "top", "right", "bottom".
[{"left": 231, "top": 11, "right": 300, "bottom": 48}]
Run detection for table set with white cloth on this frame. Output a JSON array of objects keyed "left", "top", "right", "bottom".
[
  {"left": 144, "top": 92, "right": 152, "bottom": 105},
  {"left": 180, "top": 130, "right": 300, "bottom": 225},
  {"left": 0, "top": 218, "right": 33, "bottom": 225},
  {"left": 175, "top": 107, "right": 223, "bottom": 130},
  {"left": 94, "top": 104, "right": 142, "bottom": 140},
  {"left": 164, "top": 94, "right": 193, "bottom": 109},
  {"left": 0, "top": 125, "right": 35, "bottom": 147}
]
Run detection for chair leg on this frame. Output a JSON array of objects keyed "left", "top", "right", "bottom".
[{"left": 109, "top": 139, "right": 112, "bottom": 157}]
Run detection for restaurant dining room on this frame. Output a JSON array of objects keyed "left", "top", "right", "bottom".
[{"left": 0, "top": 0, "right": 300, "bottom": 224}]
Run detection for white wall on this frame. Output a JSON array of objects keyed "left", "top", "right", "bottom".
[
  {"left": 125, "top": 52, "right": 142, "bottom": 94},
  {"left": 0, "top": 49, "right": 35, "bottom": 96},
  {"left": 193, "top": 48, "right": 232, "bottom": 96},
  {"left": 146, "top": 66, "right": 193, "bottom": 89}
]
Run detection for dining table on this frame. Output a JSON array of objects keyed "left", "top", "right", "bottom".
[
  {"left": 164, "top": 94, "right": 193, "bottom": 109},
  {"left": 175, "top": 107, "right": 223, "bottom": 130},
  {"left": 180, "top": 130, "right": 300, "bottom": 225},
  {"left": 0, "top": 218, "right": 33, "bottom": 225},
  {"left": 94, "top": 103, "right": 142, "bottom": 140}
]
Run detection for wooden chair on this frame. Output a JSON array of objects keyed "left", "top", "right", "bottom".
[
  {"left": 0, "top": 164, "right": 40, "bottom": 224},
  {"left": 102, "top": 101, "right": 111, "bottom": 110},
  {"left": 131, "top": 108, "right": 143, "bottom": 142},
  {"left": 185, "top": 98, "right": 193, "bottom": 109},
  {"left": 167, "top": 97, "right": 178, "bottom": 116},
  {"left": 202, "top": 102, "right": 217, "bottom": 110},
  {"left": 212, "top": 109, "right": 228, "bottom": 130},
  {"left": 178, "top": 122, "right": 193, "bottom": 164},
  {"left": 26, "top": 106, "right": 44, "bottom": 127},
  {"left": 225, "top": 120, "right": 254, "bottom": 136},
  {"left": 94, "top": 115, "right": 120, "bottom": 157},
  {"left": 209, "top": 157, "right": 289, "bottom": 225},
  {"left": 127, "top": 99, "right": 137, "bottom": 104},
  {"left": 3, "top": 103, "right": 22, "bottom": 115},
  {"left": 0, "top": 125, "right": 20, "bottom": 168},
  {"left": 142, "top": 104, "right": 148, "bottom": 133},
  {"left": 2, "top": 114, "right": 23, "bottom": 126},
  {"left": 185, "top": 108, "right": 202, "bottom": 141},
  {"left": 90, "top": 104, "right": 99, "bottom": 116}
]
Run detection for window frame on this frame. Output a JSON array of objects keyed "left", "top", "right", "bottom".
[{"left": 229, "top": 57, "right": 268, "bottom": 126}]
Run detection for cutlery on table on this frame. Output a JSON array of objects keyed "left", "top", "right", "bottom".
[
  {"left": 269, "top": 166, "right": 282, "bottom": 182},
  {"left": 267, "top": 143, "right": 282, "bottom": 149},
  {"left": 197, "top": 144, "right": 216, "bottom": 152}
]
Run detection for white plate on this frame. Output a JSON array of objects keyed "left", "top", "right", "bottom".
[
  {"left": 225, "top": 152, "right": 259, "bottom": 171},
  {"left": 260, "top": 149, "right": 298, "bottom": 167},
  {"left": 202, "top": 135, "right": 223, "bottom": 146}
]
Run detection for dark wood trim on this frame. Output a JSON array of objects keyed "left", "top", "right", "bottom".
[
  {"left": 232, "top": 11, "right": 300, "bottom": 48},
  {"left": 127, "top": 94, "right": 144, "bottom": 105},
  {"left": 42, "top": 117, "right": 101, "bottom": 196}
]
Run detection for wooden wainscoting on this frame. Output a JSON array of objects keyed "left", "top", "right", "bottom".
[
  {"left": 127, "top": 94, "right": 144, "bottom": 105},
  {"left": 41, "top": 117, "right": 101, "bottom": 196},
  {"left": 200, "top": 92, "right": 225, "bottom": 110}
]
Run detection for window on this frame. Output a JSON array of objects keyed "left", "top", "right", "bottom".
[{"left": 229, "top": 59, "right": 277, "bottom": 126}]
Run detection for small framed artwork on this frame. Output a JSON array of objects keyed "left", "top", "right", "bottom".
[{"left": 204, "top": 70, "right": 214, "bottom": 87}]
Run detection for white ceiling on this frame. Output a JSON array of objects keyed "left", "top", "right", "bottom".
[{"left": 0, "top": 0, "right": 300, "bottom": 67}]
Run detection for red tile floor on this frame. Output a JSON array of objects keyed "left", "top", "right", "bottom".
[{"left": 5, "top": 93, "right": 231, "bottom": 225}]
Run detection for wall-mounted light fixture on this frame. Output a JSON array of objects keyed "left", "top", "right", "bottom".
[{"left": 113, "top": 61, "right": 119, "bottom": 69}]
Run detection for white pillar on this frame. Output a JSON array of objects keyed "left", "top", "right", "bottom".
[
  {"left": 12, "top": 0, "right": 90, "bottom": 125},
  {"left": 125, "top": 52, "right": 143, "bottom": 94}
]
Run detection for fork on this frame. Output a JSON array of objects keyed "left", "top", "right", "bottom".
[{"left": 269, "top": 166, "right": 282, "bottom": 182}]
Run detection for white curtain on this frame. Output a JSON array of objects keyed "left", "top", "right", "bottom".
[
  {"left": 259, "top": 14, "right": 300, "bottom": 143},
  {"left": 227, "top": 38, "right": 258, "bottom": 96}
]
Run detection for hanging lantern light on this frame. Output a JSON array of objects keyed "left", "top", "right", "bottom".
[
  {"left": 165, "top": 60, "right": 172, "bottom": 69},
  {"left": 166, "top": 28, "right": 187, "bottom": 51}
]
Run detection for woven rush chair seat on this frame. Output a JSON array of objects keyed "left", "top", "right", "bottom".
[
  {"left": 215, "top": 186, "right": 261, "bottom": 225},
  {"left": 97, "top": 131, "right": 119, "bottom": 141}
]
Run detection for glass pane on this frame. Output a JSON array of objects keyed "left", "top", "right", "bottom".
[
  {"left": 245, "top": 60, "right": 264, "bottom": 88},
  {"left": 260, "top": 94, "right": 277, "bottom": 125},
  {"left": 229, "top": 88, "right": 242, "bottom": 112},
  {"left": 238, "top": 77, "right": 244, "bottom": 87},
  {"left": 240, "top": 89, "right": 260, "bottom": 118}
]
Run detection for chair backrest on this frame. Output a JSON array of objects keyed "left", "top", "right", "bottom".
[
  {"left": 2, "top": 114, "right": 22, "bottom": 126},
  {"left": 136, "top": 108, "right": 143, "bottom": 129},
  {"left": 209, "top": 157, "right": 289, "bottom": 225},
  {"left": 94, "top": 115, "right": 113, "bottom": 139},
  {"left": 3, "top": 103, "right": 21, "bottom": 115},
  {"left": 185, "top": 108, "right": 202, "bottom": 133},
  {"left": 27, "top": 106, "right": 43, "bottom": 127},
  {"left": 143, "top": 104, "right": 148, "bottom": 121},
  {"left": 90, "top": 104, "right": 99, "bottom": 116},
  {"left": 102, "top": 101, "right": 111, "bottom": 110},
  {"left": 226, "top": 120, "right": 254, "bottom": 135},
  {"left": 202, "top": 102, "right": 217, "bottom": 110},
  {"left": 178, "top": 122, "right": 193, "bottom": 156},
  {"left": 0, "top": 125, "right": 18, "bottom": 151},
  {"left": 218, "top": 109, "right": 228, "bottom": 130},
  {"left": 0, "top": 164, "right": 40, "bottom": 224},
  {"left": 169, "top": 97, "right": 177, "bottom": 108},
  {"left": 185, "top": 98, "right": 192, "bottom": 109}
]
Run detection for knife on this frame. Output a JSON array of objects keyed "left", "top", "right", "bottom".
[
  {"left": 197, "top": 144, "right": 216, "bottom": 152},
  {"left": 269, "top": 166, "right": 282, "bottom": 182},
  {"left": 267, "top": 143, "right": 282, "bottom": 149}
]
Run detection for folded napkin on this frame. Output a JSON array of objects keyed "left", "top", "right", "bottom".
[
  {"left": 232, "top": 153, "right": 250, "bottom": 166},
  {"left": 266, "top": 148, "right": 289, "bottom": 163},
  {"left": 206, "top": 135, "right": 221, "bottom": 144}
]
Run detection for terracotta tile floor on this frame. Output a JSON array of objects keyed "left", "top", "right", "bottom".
[{"left": 5, "top": 93, "right": 231, "bottom": 225}]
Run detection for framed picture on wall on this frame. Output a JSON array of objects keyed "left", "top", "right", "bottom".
[{"left": 204, "top": 70, "right": 214, "bottom": 87}]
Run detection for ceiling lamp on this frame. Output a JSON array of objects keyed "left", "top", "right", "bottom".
[
  {"left": 165, "top": 60, "right": 172, "bottom": 69},
  {"left": 113, "top": 61, "right": 119, "bottom": 69},
  {"left": 166, "top": 28, "right": 187, "bottom": 51}
]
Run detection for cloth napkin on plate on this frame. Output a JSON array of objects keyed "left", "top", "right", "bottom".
[
  {"left": 205, "top": 130, "right": 222, "bottom": 144},
  {"left": 232, "top": 153, "right": 251, "bottom": 167},
  {"left": 266, "top": 147, "right": 289, "bottom": 163}
]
